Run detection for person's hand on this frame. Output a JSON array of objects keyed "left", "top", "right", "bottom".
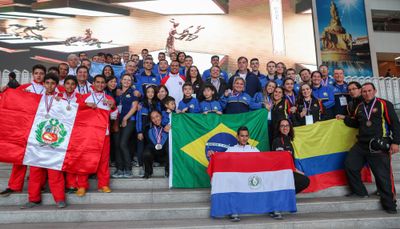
[
  {"left": 290, "top": 107, "right": 297, "bottom": 113},
  {"left": 300, "top": 108, "right": 307, "bottom": 118},
  {"left": 138, "top": 103, "right": 142, "bottom": 110},
  {"left": 216, "top": 111, "right": 222, "bottom": 115},
  {"left": 106, "top": 99, "right": 115, "bottom": 108},
  {"left": 116, "top": 89, "right": 122, "bottom": 97},
  {"left": 203, "top": 111, "right": 208, "bottom": 115},
  {"left": 295, "top": 169, "right": 305, "bottom": 175},
  {"left": 121, "top": 118, "right": 128, "bottom": 128},
  {"left": 224, "top": 89, "right": 230, "bottom": 97},
  {"left": 86, "top": 102, "right": 97, "bottom": 109},
  {"left": 207, "top": 150, "right": 215, "bottom": 157},
  {"left": 389, "top": 144, "right": 399, "bottom": 155},
  {"left": 176, "top": 109, "right": 181, "bottom": 114},
  {"left": 336, "top": 114, "right": 345, "bottom": 120},
  {"left": 138, "top": 133, "right": 144, "bottom": 141},
  {"left": 264, "top": 102, "right": 271, "bottom": 111},
  {"left": 182, "top": 107, "right": 188, "bottom": 113},
  {"left": 134, "top": 90, "right": 141, "bottom": 98},
  {"left": 164, "top": 124, "right": 171, "bottom": 132}
]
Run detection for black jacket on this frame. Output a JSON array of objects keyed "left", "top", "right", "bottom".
[
  {"left": 344, "top": 97, "right": 400, "bottom": 145},
  {"left": 293, "top": 97, "right": 325, "bottom": 126}
]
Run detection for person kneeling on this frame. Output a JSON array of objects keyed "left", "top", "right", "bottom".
[{"left": 142, "top": 110, "right": 169, "bottom": 179}]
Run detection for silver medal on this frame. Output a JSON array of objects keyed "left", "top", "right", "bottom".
[
  {"left": 66, "top": 105, "right": 71, "bottom": 111},
  {"left": 45, "top": 114, "right": 50, "bottom": 119},
  {"left": 155, "top": 144, "right": 162, "bottom": 150}
]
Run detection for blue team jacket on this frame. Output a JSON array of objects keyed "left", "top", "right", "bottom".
[
  {"left": 199, "top": 100, "right": 222, "bottom": 113},
  {"left": 220, "top": 92, "right": 262, "bottom": 114},
  {"left": 312, "top": 85, "right": 335, "bottom": 109}
]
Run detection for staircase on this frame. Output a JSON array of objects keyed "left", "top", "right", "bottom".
[{"left": 0, "top": 154, "right": 399, "bottom": 228}]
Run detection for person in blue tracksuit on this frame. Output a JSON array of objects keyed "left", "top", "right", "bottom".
[
  {"left": 142, "top": 110, "right": 169, "bottom": 179},
  {"left": 135, "top": 85, "right": 160, "bottom": 173},
  {"left": 161, "top": 96, "right": 176, "bottom": 126},
  {"left": 250, "top": 58, "right": 268, "bottom": 89},
  {"left": 221, "top": 77, "right": 263, "bottom": 114},
  {"left": 177, "top": 82, "right": 200, "bottom": 113},
  {"left": 319, "top": 64, "right": 335, "bottom": 87},
  {"left": 202, "top": 55, "right": 229, "bottom": 82},
  {"left": 135, "top": 57, "right": 160, "bottom": 95},
  {"left": 199, "top": 84, "right": 223, "bottom": 114},
  {"left": 285, "top": 68, "right": 300, "bottom": 95},
  {"left": 311, "top": 71, "right": 335, "bottom": 119},
  {"left": 332, "top": 68, "right": 349, "bottom": 115}
]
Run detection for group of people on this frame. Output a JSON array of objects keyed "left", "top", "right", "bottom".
[{"left": 0, "top": 48, "right": 398, "bottom": 217}]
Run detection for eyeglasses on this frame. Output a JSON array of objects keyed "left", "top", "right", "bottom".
[{"left": 280, "top": 125, "right": 290, "bottom": 128}]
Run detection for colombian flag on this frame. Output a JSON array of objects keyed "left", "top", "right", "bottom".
[
  {"left": 170, "top": 110, "right": 269, "bottom": 188},
  {"left": 293, "top": 119, "right": 372, "bottom": 192}
]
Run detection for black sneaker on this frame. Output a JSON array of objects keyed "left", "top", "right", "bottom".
[
  {"left": 66, "top": 187, "right": 77, "bottom": 194},
  {"left": 20, "top": 201, "right": 41, "bottom": 209},
  {"left": 270, "top": 211, "right": 283, "bottom": 220},
  {"left": 0, "top": 188, "right": 15, "bottom": 197},
  {"left": 164, "top": 170, "right": 169, "bottom": 178},
  {"left": 56, "top": 201, "right": 67, "bottom": 209},
  {"left": 385, "top": 209, "right": 397, "bottom": 214},
  {"left": 229, "top": 214, "right": 240, "bottom": 222},
  {"left": 345, "top": 193, "right": 369, "bottom": 198}
]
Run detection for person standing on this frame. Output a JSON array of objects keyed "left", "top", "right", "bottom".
[
  {"left": 337, "top": 83, "right": 400, "bottom": 214},
  {"left": 229, "top": 57, "right": 262, "bottom": 97},
  {"left": 202, "top": 55, "right": 229, "bottom": 82},
  {"left": 160, "top": 60, "right": 186, "bottom": 104}
]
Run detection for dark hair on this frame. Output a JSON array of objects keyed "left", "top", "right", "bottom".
[
  {"left": 48, "top": 66, "right": 59, "bottom": 74},
  {"left": 274, "top": 118, "right": 294, "bottom": 141},
  {"left": 237, "top": 126, "right": 249, "bottom": 135},
  {"left": 81, "top": 58, "right": 91, "bottom": 64},
  {"left": 177, "top": 52, "right": 186, "bottom": 62},
  {"left": 102, "top": 65, "right": 115, "bottom": 77},
  {"left": 264, "top": 80, "right": 278, "bottom": 97},
  {"left": 157, "top": 85, "right": 169, "bottom": 97},
  {"left": 273, "top": 86, "right": 285, "bottom": 101},
  {"left": 362, "top": 82, "right": 376, "bottom": 90},
  {"left": 106, "top": 75, "right": 117, "bottom": 84},
  {"left": 185, "top": 55, "right": 193, "bottom": 60},
  {"left": 296, "top": 83, "right": 316, "bottom": 106},
  {"left": 170, "top": 60, "right": 180, "bottom": 66},
  {"left": 32, "top": 64, "right": 46, "bottom": 73},
  {"left": 64, "top": 75, "right": 78, "bottom": 85},
  {"left": 237, "top": 56, "right": 248, "bottom": 63},
  {"left": 299, "top": 68, "right": 311, "bottom": 75},
  {"left": 250, "top": 58, "right": 259, "bottom": 63},
  {"left": 163, "top": 96, "right": 175, "bottom": 106},
  {"left": 348, "top": 81, "right": 362, "bottom": 89},
  {"left": 141, "top": 48, "right": 149, "bottom": 52},
  {"left": 286, "top": 68, "right": 296, "bottom": 75},
  {"left": 211, "top": 55, "right": 219, "bottom": 60},
  {"left": 105, "top": 75, "right": 118, "bottom": 97},
  {"left": 93, "top": 74, "right": 106, "bottom": 82},
  {"left": 58, "top": 62, "right": 69, "bottom": 70},
  {"left": 319, "top": 64, "right": 329, "bottom": 69},
  {"left": 200, "top": 83, "right": 218, "bottom": 102},
  {"left": 149, "top": 110, "right": 162, "bottom": 123},
  {"left": 76, "top": 65, "right": 88, "bottom": 74},
  {"left": 311, "top": 70, "right": 322, "bottom": 78},
  {"left": 106, "top": 53, "right": 113, "bottom": 58},
  {"left": 8, "top": 72, "right": 16, "bottom": 79},
  {"left": 44, "top": 72, "right": 59, "bottom": 85},
  {"left": 143, "top": 85, "right": 159, "bottom": 110},
  {"left": 185, "top": 66, "right": 202, "bottom": 82},
  {"left": 267, "top": 61, "right": 276, "bottom": 66},
  {"left": 182, "top": 82, "right": 193, "bottom": 91},
  {"left": 283, "top": 77, "right": 295, "bottom": 86},
  {"left": 97, "top": 52, "right": 106, "bottom": 57}
]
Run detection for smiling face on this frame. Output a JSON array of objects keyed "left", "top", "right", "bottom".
[
  {"left": 64, "top": 79, "right": 76, "bottom": 94},
  {"left": 273, "top": 87, "right": 284, "bottom": 101},
  {"left": 233, "top": 78, "right": 245, "bottom": 92},
  {"left": 121, "top": 75, "right": 132, "bottom": 88},
  {"left": 93, "top": 77, "right": 106, "bottom": 92},
  {"left": 311, "top": 72, "right": 322, "bottom": 87},
  {"left": 107, "top": 78, "right": 117, "bottom": 91},
  {"left": 361, "top": 84, "right": 376, "bottom": 102},
  {"left": 279, "top": 120, "right": 290, "bottom": 136},
  {"left": 237, "top": 130, "right": 249, "bottom": 146},
  {"left": 301, "top": 84, "right": 312, "bottom": 99}
]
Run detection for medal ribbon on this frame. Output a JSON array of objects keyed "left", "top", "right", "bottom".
[
  {"left": 92, "top": 92, "right": 105, "bottom": 105},
  {"left": 65, "top": 92, "right": 75, "bottom": 106},
  {"left": 321, "top": 78, "right": 328, "bottom": 87},
  {"left": 154, "top": 126, "right": 163, "bottom": 144},
  {"left": 286, "top": 94, "right": 295, "bottom": 105},
  {"left": 363, "top": 97, "right": 377, "bottom": 122},
  {"left": 78, "top": 83, "right": 89, "bottom": 94},
  {"left": 31, "top": 83, "right": 44, "bottom": 94},
  {"left": 304, "top": 99, "right": 312, "bottom": 115},
  {"left": 45, "top": 94, "right": 55, "bottom": 115}
]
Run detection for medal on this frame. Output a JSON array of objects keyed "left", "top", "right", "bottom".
[
  {"left": 155, "top": 144, "right": 162, "bottom": 150},
  {"left": 65, "top": 92, "right": 75, "bottom": 111},
  {"left": 44, "top": 94, "right": 54, "bottom": 119},
  {"left": 31, "top": 83, "right": 44, "bottom": 95},
  {"left": 66, "top": 105, "right": 71, "bottom": 111},
  {"left": 154, "top": 126, "right": 163, "bottom": 150},
  {"left": 363, "top": 97, "right": 377, "bottom": 128}
]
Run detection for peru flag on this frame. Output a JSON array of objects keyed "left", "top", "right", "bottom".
[
  {"left": 0, "top": 89, "right": 109, "bottom": 174},
  {"left": 207, "top": 151, "right": 297, "bottom": 217}
]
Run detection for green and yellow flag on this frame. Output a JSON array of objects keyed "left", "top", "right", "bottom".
[{"left": 169, "top": 110, "right": 269, "bottom": 188}]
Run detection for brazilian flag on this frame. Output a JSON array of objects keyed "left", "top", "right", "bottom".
[{"left": 169, "top": 109, "right": 269, "bottom": 188}]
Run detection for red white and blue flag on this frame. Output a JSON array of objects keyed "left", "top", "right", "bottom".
[{"left": 207, "top": 152, "right": 297, "bottom": 217}]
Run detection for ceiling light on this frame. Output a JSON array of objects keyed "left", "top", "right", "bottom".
[
  {"left": 32, "top": 0, "right": 130, "bottom": 17},
  {"left": 113, "top": 0, "right": 228, "bottom": 15},
  {"left": 0, "top": 5, "right": 70, "bottom": 18},
  {"left": 395, "top": 56, "right": 400, "bottom": 60}
]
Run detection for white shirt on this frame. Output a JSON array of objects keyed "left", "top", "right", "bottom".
[
  {"left": 68, "top": 67, "right": 78, "bottom": 76},
  {"left": 75, "top": 81, "right": 93, "bottom": 94},
  {"left": 225, "top": 144, "right": 260, "bottom": 152},
  {"left": 238, "top": 73, "right": 247, "bottom": 80},
  {"left": 161, "top": 73, "right": 185, "bottom": 104}
]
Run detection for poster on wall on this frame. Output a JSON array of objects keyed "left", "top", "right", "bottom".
[{"left": 312, "top": 0, "right": 372, "bottom": 77}]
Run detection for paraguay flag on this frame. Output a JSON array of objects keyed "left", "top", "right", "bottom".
[
  {"left": 207, "top": 152, "right": 297, "bottom": 217},
  {"left": 0, "top": 89, "right": 109, "bottom": 174},
  {"left": 292, "top": 119, "right": 372, "bottom": 192}
]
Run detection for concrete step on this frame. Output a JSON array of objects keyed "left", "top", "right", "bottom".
[
  {"left": 0, "top": 210, "right": 398, "bottom": 229},
  {"left": 0, "top": 197, "right": 397, "bottom": 224}
]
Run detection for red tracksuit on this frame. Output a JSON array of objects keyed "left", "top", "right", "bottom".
[
  {"left": 28, "top": 166, "right": 65, "bottom": 203},
  {"left": 74, "top": 92, "right": 116, "bottom": 190}
]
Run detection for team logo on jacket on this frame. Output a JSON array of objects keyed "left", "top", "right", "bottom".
[
  {"left": 248, "top": 175, "right": 262, "bottom": 189},
  {"left": 152, "top": 78, "right": 156, "bottom": 82},
  {"left": 189, "top": 104, "right": 194, "bottom": 109},
  {"left": 323, "top": 92, "right": 328, "bottom": 97},
  {"left": 35, "top": 119, "right": 67, "bottom": 148}
]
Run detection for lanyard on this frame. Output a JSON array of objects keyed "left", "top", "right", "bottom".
[
  {"left": 31, "top": 83, "right": 43, "bottom": 94},
  {"left": 92, "top": 92, "right": 105, "bottom": 105},
  {"left": 286, "top": 94, "right": 295, "bottom": 105},
  {"left": 363, "top": 97, "right": 377, "bottom": 122},
  {"left": 304, "top": 99, "right": 312, "bottom": 115},
  {"left": 78, "top": 83, "right": 89, "bottom": 94},
  {"left": 154, "top": 126, "right": 163, "bottom": 144},
  {"left": 45, "top": 94, "right": 54, "bottom": 115}
]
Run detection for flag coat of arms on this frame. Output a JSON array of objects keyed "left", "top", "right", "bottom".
[
  {"left": 0, "top": 89, "right": 109, "bottom": 174},
  {"left": 292, "top": 119, "right": 371, "bottom": 192},
  {"left": 169, "top": 110, "right": 269, "bottom": 188},
  {"left": 207, "top": 151, "right": 297, "bottom": 217}
]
